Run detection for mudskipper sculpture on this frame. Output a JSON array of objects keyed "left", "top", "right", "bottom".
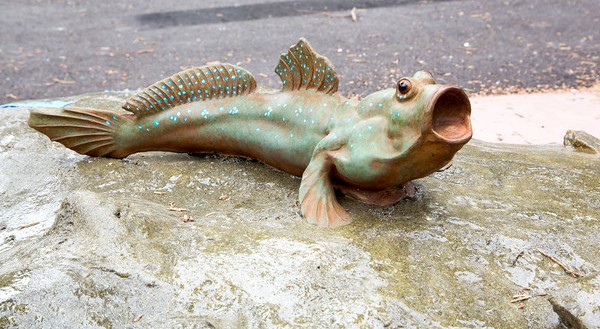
[{"left": 29, "top": 39, "right": 472, "bottom": 227}]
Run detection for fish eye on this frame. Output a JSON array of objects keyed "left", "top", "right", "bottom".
[{"left": 397, "top": 79, "right": 412, "bottom": 95}]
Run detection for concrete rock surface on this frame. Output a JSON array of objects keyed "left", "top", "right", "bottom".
[{"left": 1, "top": 93, "right": 599, "bottom": 328}]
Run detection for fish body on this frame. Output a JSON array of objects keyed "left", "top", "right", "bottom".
[
  {"left": 121, "top": 91, "right": 347, "bottom": 176},
  {"left": 29, "top": 39, "right": 472, "bottom": 227}
]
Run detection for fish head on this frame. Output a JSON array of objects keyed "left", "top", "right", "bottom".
[{"left": 385, "top": 71, "right": 472, "bottom": 182}]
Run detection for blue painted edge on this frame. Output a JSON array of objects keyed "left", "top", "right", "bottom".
[
  {"left": 0, "top": 100, "right": 75, "bottom": 109},
  {"left": 103, "top": 89, "right": 137, "bottom": 93},
  {"left": 0, "top": 90, "right": 137, "bottom": 109}
]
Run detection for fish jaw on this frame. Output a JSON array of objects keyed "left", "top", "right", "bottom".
[
  {"left": 390, "top": 84, "right": 472, "bottom": 183},
  {"left": 424, "top": 85, "right": 472, "bottom": 144}
]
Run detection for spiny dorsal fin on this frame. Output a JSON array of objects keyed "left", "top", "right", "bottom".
[
  {"left": 275, "top": 39, "right": 339, "bottom": 95},
  {"left": 122, "top": 63, "right": 257, "bottom": 116}
]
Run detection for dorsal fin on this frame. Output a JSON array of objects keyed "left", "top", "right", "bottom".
[
  {"left": 275, "top": 39, "right": 339, "bottom": 95},
  {"left": 122, "top": 63, "right": 257, "bottom": 116}
]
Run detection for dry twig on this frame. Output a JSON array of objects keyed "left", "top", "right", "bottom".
[
  {"left": 18, "top": 221, "right": 40, "bottom": 229},
  {"left": 167, "top": 201, "right": 187, "bottom": 212},
  {"left": 510, "top": 295, "right": 531, "bottom": 303},
  {"left": 136, "top": 48, "right": 155, "bottom": 54},
  {"left": 53, "top": 78, "right": 75, "bottom": 84},
  {"left": 350, "top": 7, "right": 357, "bottom": 22},
  {"left": 536, "top": 248, "right": 583, "bottom": 278},
  {"left": 321, "top": 7, "right": 365, "bottom": 21},
  {"left": 512, "top": 251, "right": 525, "bottom": 266}
]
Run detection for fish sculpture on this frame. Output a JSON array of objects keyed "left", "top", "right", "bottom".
[{"left": 29, "top": 39, "right": 472, "bottom": 227}]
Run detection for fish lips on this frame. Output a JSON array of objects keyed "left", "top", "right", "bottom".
[{"left": 424, "top": 86, "right": 473, "bottom": 145}]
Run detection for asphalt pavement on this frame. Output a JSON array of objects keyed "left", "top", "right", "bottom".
[{"left": 1, "top": 0, "right": 598, "bottom": 104}]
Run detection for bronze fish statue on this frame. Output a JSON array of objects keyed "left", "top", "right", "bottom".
[{"left": 29, "top": 39, "right": 472, "bottom": 227}]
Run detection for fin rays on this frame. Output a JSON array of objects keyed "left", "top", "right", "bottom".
[
  {"left": 28, "top": 107, "right": 130, "bottom": 158},
  {"left": 299, "top": 152, "right": 352, "bottom": 227},
  {"left": 56, "top": 136, "right": 113, "bottom": 148},
  {"left": 31, "top": 124, "right": 113, "bottom": 134},
  {"left": 122, "top": 63, "right": 257, "bottom": 117},
  {"left": 52, "top": 132, "right": 112, "bottom": 141},
  {"left": 275, "top": 38, "right": 339, "bottom": 95}
]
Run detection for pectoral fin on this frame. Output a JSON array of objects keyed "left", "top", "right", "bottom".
[{"left": 299, "top": 152, "right": 352, "bottom": 227}]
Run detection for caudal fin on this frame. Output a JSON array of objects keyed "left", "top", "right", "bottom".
[{"left": 28, "top": 106, "right": 134, "bottom": 158}]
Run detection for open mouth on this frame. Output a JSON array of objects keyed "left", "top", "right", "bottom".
[{"left": 428, "top": 86, "right": 472, "bottom": 143}]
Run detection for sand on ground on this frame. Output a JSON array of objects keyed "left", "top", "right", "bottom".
[{"left": 470, "top": 87, "right": 600, "bottom": 145}]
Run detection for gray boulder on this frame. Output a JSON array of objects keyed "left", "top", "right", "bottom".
[{"left": 1, "top": 93, "right": 599, "bottom": 328}]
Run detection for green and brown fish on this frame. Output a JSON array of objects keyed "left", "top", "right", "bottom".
[{"left": 29, "top": 39, "right": 472, "bottom": 227}]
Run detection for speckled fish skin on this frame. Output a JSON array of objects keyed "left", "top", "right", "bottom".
[
  {"left": 124, "top": 90, "right": 345, "bottom": 177},
  {"left": 28, "top": 39, "right": 473, "bottom": 227}
]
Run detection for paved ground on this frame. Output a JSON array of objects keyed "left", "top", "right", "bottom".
[{"left": 1, "top": 0, "right": 598, "bottom": 104}]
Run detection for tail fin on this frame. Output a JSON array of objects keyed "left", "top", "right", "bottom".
[{"left": 28, "top": 106, "right": 134, "bottom": 158}]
